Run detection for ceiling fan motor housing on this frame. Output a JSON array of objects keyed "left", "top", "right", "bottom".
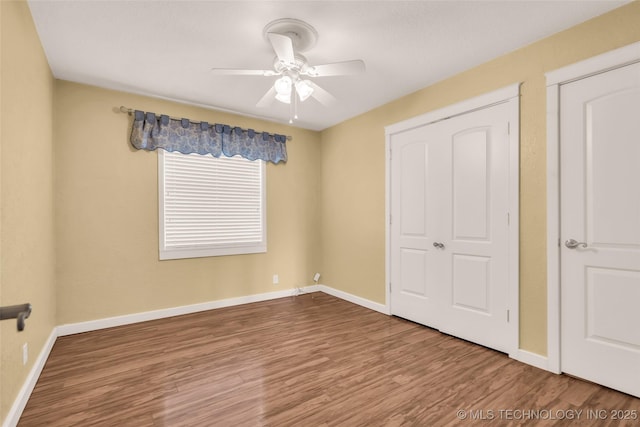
[{"left": 273, "top": 54, "right": 311, "bottom": 76}]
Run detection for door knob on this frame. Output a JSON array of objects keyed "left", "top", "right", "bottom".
[
  {"left": 433, "top": 242, "right": 445, "bottom": 249},
  {"left": 565, "top": 239, "right": 587, "bottom": 249}
]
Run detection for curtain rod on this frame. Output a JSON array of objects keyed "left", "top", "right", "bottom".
[{"left": 119, "top": 106, "right": 292, "bottom": 141}]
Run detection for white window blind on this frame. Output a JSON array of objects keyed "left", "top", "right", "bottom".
[{"left": 158, "top": 150, "right": 266, "bottom": 260}]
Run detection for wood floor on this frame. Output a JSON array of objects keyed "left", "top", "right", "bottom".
[{"left": 19, "top": 293, "right": 640, "bottom": 426}]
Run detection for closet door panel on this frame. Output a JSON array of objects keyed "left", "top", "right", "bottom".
[
  {"left": 438, "top": 104, "right": 511, "bottom": 354},
  {"left": 390, "top": 123, "right": 448, "bottom": 328},
  {"left": 452, "top": 128, "right": 490, "bottom": 241}
]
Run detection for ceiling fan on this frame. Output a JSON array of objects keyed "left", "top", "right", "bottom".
[{"left": 211, "top": 18, "right": 365, "bottom": 121}]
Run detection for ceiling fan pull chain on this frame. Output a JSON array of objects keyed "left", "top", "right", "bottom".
[
  {"left": 289, "top": 88, "right": 295, "bottom": 124},
  {"left": 294, "top": 86, "right": 299, "bottom": 120}
]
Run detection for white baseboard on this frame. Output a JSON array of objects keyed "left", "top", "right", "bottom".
[
  {"left": 515, "top": 349, "right": 552, "bottom": 372},
  {"left": 57, "top": 287, "right": 314, "bottom": 336},
  {"left": 3, "top": 329, "right": 57, "bottom": 427},
  {"left": 57, "top": 285, "right": 383, "bottom": 338},
  {"left": 317, "top": 284, "right": 390, "bottom": 314},
  {"left": 292, "top": 284, "right": 320, "bottom": 296}
]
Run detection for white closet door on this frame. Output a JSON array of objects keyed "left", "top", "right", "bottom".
[
  {"left": 390, "top": 100, "right": 513, "bottom": 353},
  {"left": 389, "top": 121, "right": 448, "bottom": 328},
  {"left": 560, "top": 61, "right": 640, "bottom": 398},
  {"left": 435, "top": 104, "right": 511, "bottom": 353}
]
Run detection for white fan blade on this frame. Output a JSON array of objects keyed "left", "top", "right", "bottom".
[
  {"left": 303, "top": 60, "right": 365, "bottom": 77},
  {"left": 211, "top": 68, "right": 277, "bottom": 76},
  {"left": 256, "top": 86, "right": 276, "bottom": 108},
  {"left": 267, "top": 33, "right": 295, "bottom": 65},
  {"left": 307, "top": 81, "right": 337, "bottom": 106}
]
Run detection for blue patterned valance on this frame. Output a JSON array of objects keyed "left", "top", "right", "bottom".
[{"left": 129, "top": 110, "right": 287, "bottom": 164}]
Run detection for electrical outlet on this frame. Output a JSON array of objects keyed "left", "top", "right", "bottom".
[
  {"left": 273, "top": 274, "right": 279, "bottom": 285},
  {"left": 22, "top": 343, "right": 28, "bottom": 366}
]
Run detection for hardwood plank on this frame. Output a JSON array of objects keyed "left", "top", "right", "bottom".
[{"left": 18, "top": 293, "right": 640, "bottom": 426}]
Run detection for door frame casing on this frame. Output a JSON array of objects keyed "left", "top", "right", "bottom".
[
  {"left": 545, "top": 40, "right": 640, "bottom": 374},
  {"left": 385, "top": 83, "right": 521, "bottom": 358}
]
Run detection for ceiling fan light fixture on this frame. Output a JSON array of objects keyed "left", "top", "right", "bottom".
[
  {"left": 274, "top": 76, "right": 292, "bottom": 104},
  {"left": 275, "top": 93, "right": 291, "bottom": 104},
  {"left": 274, "top": 75, "right": 292, "bottom": 94},
  {"left": 295, "top": 79, "right": 314, "bottom": 102}
]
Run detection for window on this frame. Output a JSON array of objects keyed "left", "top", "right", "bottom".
[{"left": 158, "top": 149, "right": 266, "bottom": 260}]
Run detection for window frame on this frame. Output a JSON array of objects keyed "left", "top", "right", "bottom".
[{"left": 158, "top": 149, "right": 267, "bottom": 260}]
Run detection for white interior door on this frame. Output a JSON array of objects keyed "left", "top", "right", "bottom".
[
  {"left": 560, "top": 61, "right": 640, "bottom": 398},
  {"left": 436, "top": 106, "right": 511, "bottom": 353},
  {"left": 389, "top": 121, "right": 448, "bottom": 328},
  {"left": 390, "top": 100, "right": 514, "bottom": 354}
]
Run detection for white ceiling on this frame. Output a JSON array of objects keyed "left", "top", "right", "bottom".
[{"left": 28, "top": 0, "right": 628, "bottom": 131}]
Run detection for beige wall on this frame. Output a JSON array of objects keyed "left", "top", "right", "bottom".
[
  {"left": 0, "top": 0, "right": 57, "bottom": 422},
  {"left": 320, "top": 1, "right": 640, "bottom": 356},
  {"left": 54, "top": 81, "right": 322, "bottom": 324},
  {"left": 3, "top": 1, "right": 640, "bottom": 423}
]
